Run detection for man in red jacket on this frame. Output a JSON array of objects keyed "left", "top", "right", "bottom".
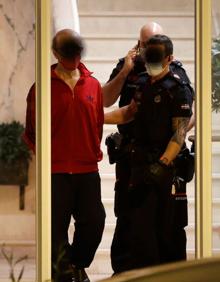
[{"left": 23, "top": 29, "right": 105, "bottom": 282}]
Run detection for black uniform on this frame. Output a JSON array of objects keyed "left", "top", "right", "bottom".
[{"left": 107, "top": 59, "right": 194, "bottom": 273}]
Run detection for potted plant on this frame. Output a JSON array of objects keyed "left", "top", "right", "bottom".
[
  {"left": 1, "top": 244, "right": 28, "bottom": 282},
  {"left": 212, "top": 36, "right": 220, "bottom": 112},
  {"left": 0, "top": 121, "right": 31, "bottom": 210}
]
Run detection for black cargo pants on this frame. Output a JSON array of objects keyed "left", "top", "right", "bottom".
[
  {"left": 111, "top": 156, "right": 134, "bottom": 273},
  {"left": 170, "top": 178, "right": 188, "bottom": 261},
  {"left": 51, "top": 172, "right": 106, "bottom": 281},
  {"left": 111, "top": 160, "right": 188, "bottom": 273}
]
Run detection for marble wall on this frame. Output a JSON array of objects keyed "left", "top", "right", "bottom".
[
  {"left": 0, "top": 0, "right": 35, "bottom": 123},
  {"left": 0, "top": 0, "right": 35, "bottom": 218}
]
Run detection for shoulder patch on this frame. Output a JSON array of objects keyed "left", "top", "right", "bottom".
[
  {"left": 173, "top": 73, "right": 180, "bottom": 79},
  {"left": 170, "top": 60, "right": 192, "bottom": 85},
  {"left": 161, "top": 75, "right": 183, "bottom": 90},
  {"left": 172, "top": 60, "right": 183, "bottom": 67}
]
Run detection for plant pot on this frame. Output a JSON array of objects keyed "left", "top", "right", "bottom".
[
  {"left": 0, "top": 159, "right": 29, "bottom": 210},
  {"left": 0, "top": 159, "right": 29, "bottom": 185}
]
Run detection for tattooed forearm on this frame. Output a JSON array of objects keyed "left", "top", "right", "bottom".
[{"left": 171, "top": 117, "right": 190, "bottom": 146}]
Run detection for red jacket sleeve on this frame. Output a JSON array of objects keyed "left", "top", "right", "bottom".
[{"left": 22, "top": 84, "right": 36, "bottom": 153}]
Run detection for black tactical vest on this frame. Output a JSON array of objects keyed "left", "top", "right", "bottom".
[
  {"left": 132, "top": 72, "right": 188, "bottom": 152},
  {"left": 117, "top": 60, "right": 194, "bottom": 140}
]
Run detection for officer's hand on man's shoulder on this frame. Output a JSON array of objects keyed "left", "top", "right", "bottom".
[{"left": 129, "top": 99, "right": 138, "bottom": 114}]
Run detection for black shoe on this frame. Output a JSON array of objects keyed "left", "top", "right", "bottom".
[
  {"left": 72, "top": 266, "right": 90, "bottom": 282},
  {"left": 53, "top": 264, "right": 74, "bottom": 282}
]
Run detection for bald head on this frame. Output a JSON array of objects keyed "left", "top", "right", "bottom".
[
  {"left": 52, "top": 29, "right": 84, "bottom": 58},
  {"left": 139, "top": 22, "right": 164, "bottom": 47}
]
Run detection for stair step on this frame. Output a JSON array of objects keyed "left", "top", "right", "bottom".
[
  {"left": 0, "top": 241, "right": 36, "bottom": 259},
  {"left": 88, "top": 248, "right": 220, "bottom": 275},
  {"left": 81, "top": 36, "right": 194, "bottom": 83},
  {"left": 83, "top": 59, "right": 194, "bottom": 85},
  {"left": 79, "top": 12, "right": 194, "bottom": 37},
  {"left": 82, "top": 35, "right": 194, "bottom": 61},
  {"left": 99, "top": 173, "right": 220, "bottom": 206},
  {"left": 101, "top": 196, "right": 220, "bottom": 225},
  {"left": 0, "top": 214, "right": 35, "bottom": 241},
  {"left": 78, "top": 0, "right": 194, "bottom": 13},
  {"left": 83, "top": 34, "right": 194, "bottom": 60},
  {"left": 186, "top": 224, "right": 220, "bottom": 249},
  {"left": 69, "top": 222, "right": 220, "bottom": 250},
  {"left": 80, "top": 11, "right": 194, "bottom": 17},
  {"left": 0, "top": 259, "right": 36, "bottom": 281}
]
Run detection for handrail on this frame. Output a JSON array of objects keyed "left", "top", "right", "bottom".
[{"left": 188, "top": 135, "right": 220, "bottom": 142}]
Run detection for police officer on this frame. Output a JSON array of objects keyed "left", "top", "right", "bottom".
[
  {"left": 104, "top": 34, "right": 193, "bottom": 270},
  {"left": 103, "top": 23, "right": 195, "bottom": 273}
]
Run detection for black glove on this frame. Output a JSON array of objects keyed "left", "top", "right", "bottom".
[{"left": 144, "top": 160, "right": 174, "bottom": 187}]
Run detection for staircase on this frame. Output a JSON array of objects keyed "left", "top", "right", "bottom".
[{"left": 77, "top": 0, "right": 220, "bottom": 276}]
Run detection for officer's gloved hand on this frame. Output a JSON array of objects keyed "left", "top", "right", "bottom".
[{"left": 144, "top": 160, "right": 174, "bottom": 188}]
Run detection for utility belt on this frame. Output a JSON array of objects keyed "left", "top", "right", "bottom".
[
  {"left": 105, "top": 132, "right": 195, "bottom": 183},
  {"left": 105, "top": 132, "right": 161, "bottom": 165}
]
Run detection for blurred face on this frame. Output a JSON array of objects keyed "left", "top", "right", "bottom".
[
  {"left": 139, "top": 31, "right": 152, "bottom": 48},
  {"left": 59, "top": 54, "right": 81, "bottom": 71},
  {"left": 144, "top": 44, "right": 172, "bottom": 77},
  {"left": 53, "top": 32, "right": 83, "bottom": 71}
]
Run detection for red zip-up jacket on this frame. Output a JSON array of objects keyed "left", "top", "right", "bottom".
[{"left": 23, "top": 63, "right": 104, "bottom": 173}]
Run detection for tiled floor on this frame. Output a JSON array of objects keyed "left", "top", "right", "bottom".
[{"left": 0, "top": 259, "right": 109, "bottom": 282}]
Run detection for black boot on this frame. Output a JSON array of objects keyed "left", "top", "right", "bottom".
[{"left": 72, "top": 266, "right": 90, "bottom": 282}]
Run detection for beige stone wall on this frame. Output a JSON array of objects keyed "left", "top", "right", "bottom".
[
  {"left": 0, "top": 0, "right": 35, "bottom": 123},
  {"left": 0, "top": 0, "right": 36, "bottom": 223}
]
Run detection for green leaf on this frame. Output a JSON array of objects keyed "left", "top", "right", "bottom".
[
  {"left": 0, "top": 121, "right": 31, "bottom": 164},
  {"left": 212, "top": 35, "right": 220, "bottom": 112}
]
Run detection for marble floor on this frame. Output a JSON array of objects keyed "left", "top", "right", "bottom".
[{"left": 0, "top": 259, "right": 109, "bottom": 282}]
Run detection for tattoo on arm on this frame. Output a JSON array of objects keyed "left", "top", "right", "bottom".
[{"left": 171, "top": 117, "right": 190, "bottom": 146}]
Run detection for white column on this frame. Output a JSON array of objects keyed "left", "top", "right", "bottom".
[
  {"left": 35, "top": 0, "right": 51, "bottom": 281},
  {"left": 52, "top": 0, "right": 80, "bottom": 33},
  {"left": 195, "top": 0, "right": 212, "bottom": 258}
]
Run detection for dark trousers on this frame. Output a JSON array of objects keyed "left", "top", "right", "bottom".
[
  {"left": 111, "top": 157, "right": 133, "bottom": 273},
  {"left": 51, "top": 172, "right": 105, "bottom": 280},
  {"left": 171, "top": 178, "right": 188, "bottom": 261},
  {"left": 111, "top": 158, "right": 188, "bottom": 273}
]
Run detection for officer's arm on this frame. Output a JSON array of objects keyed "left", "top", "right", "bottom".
[
  {"left": 102, "top": 49, "right": 136, "bottom": 107},
  {"left": 160, "top": 117, "right": 190, "bottom": 165},
  {"left": 22, "top": 85, "right": 36, "bottom": 153},
  {"left": 104, "top": 100, "right": 136, "bottom": 124},
  {"left": 187, "top": 101, "right": 195, "bottom": 131}
]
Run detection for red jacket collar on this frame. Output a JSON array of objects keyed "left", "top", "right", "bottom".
[{"left": 51, "top": 62, "right": 93, "bottom": 79}]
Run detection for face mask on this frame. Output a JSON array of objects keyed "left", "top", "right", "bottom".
[
  {"left": 60, "top": 56, "right": 81, "bottom": 71},
  {"left": 145, "top": 63, "right": 166, "bottom": 77}
]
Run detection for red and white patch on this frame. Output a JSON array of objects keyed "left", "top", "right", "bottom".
[{"left": 181, "top": 104, "right": 190, "bottom": 110}]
